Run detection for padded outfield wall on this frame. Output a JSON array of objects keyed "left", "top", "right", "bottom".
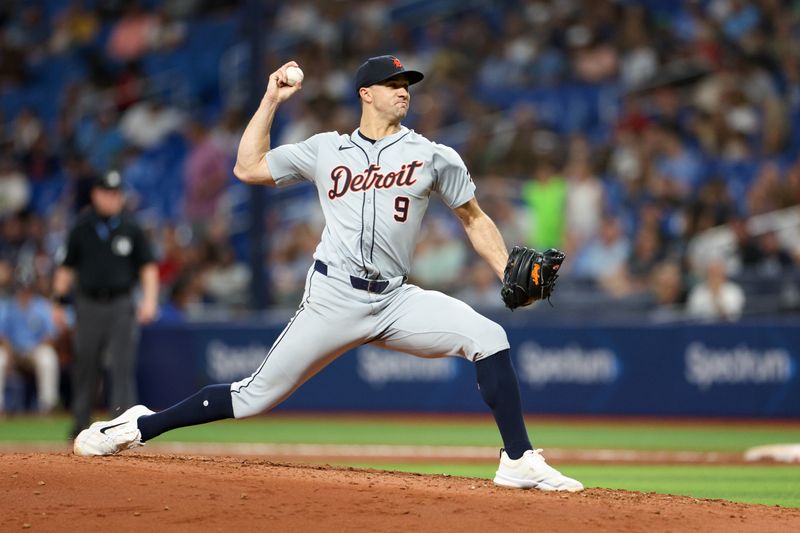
[{"left": 137, "top": 319, "right": 800, "bottom": 417}]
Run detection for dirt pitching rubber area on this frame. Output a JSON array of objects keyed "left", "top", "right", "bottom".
[{"left": 2, "top": 453, "right": 799, "bottom": 532}]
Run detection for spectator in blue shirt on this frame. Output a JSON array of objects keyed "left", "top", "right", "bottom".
[
  {"left": 0, "top": 269, "right": 59, "bottom": 414},
  {"left": 571, "top": 214, "right": 632, "bottom": 283},
  {"left": 654, "top": 125, "right": 704, "bottom": 199},
  {"left": 156, "top": 273, "right": 197, "bottom": 324}
]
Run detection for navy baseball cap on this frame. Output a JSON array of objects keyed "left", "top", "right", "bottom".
[
  {"left": 355, "top": 55, "right": 424, "bottom": 93},
  {"left": 94, "top": 170, "right": 123, "bottom": 190}
]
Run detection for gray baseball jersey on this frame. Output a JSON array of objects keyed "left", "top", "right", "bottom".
[
  {"left": 230, "top": 126, "right": 509, "bottom": 418},
  {"left": 266, "top": 126, "right": 475, "bottom": 279}
]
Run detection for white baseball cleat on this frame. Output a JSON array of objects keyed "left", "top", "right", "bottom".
[
  {"left": 494, "top": 448, "right": 584, "bottom": 492},
  {"left": 73, "top": 405, "right": 154, "bottom": 457}
]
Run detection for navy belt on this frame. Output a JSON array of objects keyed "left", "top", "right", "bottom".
[{"left": 314, "top": 260, "right": 390, "bottom": 294}]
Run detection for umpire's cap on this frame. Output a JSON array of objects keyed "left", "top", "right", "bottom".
[
  {"left": 94, "top": 170, "right": 123, "bottom": 191},
  {"left": 355, "top": 55, "right": 424, "bottom": 94}
]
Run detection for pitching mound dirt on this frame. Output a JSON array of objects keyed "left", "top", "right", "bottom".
[{"left": 2, "top": 453, "right": 798, "bottom": 532}]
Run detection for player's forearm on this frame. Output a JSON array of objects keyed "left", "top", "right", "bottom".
[
  {"left": 464, "top": 214, "right": 509, "bottom": 280},
  {"left": 233, "top": 97, "right": 279, "bottom": 184}
]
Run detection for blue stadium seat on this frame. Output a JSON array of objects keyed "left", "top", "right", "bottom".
[{"left": 29, "top": 176, "right": 67, "bottom": 214}]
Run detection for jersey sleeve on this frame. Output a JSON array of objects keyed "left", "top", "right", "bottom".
[
  {"left": 61, "top": 226, "right": 81, "bottom": 268},
  {"left": 131, "top": 224, "right": 156, "bottom": 268},
  {"left": 265, "top": 132, "right": 327, "bottom": 187},
  {"left": 432, "top": 145, "right": 476, "bottom": 208}
]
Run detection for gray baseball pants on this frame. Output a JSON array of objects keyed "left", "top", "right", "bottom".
[{"left": 231, "top": 263, "right": 509, "bottom": 418}]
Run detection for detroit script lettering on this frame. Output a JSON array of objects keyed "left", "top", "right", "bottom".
[{"left": 328, "top": 161, "right": 424, "bottom": 199}]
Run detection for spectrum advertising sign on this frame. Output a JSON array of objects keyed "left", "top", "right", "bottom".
[{"left": 137, "top": 322, "right": 799, "bottom": 417}]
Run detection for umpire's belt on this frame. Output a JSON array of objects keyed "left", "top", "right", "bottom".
[
  {"left": 314, "top": 260, "right": 404, "bottom": 294},
  {"left": 80, "top": 287, "right": 131, "bottom": 302}
]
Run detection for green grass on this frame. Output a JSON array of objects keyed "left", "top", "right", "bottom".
[
  {"left": 339, "top": 463, "right": 800, "bottom": 508},
  {"left": 570, "top": 465, "right": 800, "bottom": 508},
  {"left": 2, "top": 415, "right": 800, "bottom": 452}
]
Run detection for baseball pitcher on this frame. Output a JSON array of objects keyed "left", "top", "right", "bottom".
[{"left": 74, "top": 56, "right": 582, "bottom": 492}]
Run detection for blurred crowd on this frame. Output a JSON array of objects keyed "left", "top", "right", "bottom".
[{"left": 2, "top": 0, "right": 800, "bottom": 366}]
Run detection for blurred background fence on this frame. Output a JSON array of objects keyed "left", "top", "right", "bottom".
[{"left": 137, "top": 319, "right": 800, "bottom": 417}]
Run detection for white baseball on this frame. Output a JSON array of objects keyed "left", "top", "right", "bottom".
[{"left": 285, "top": 66, "right": 304, "bottom": 87}]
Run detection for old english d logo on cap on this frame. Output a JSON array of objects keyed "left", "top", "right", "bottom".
[{"left": 355, "top": 55, "right": 424, "bottom": 92}]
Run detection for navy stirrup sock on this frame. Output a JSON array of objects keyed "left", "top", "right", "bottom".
[
  {"left": 475, "top": 349, "right": 532, "bottom": 460},
  {"left": 137, "top": 384, "right": 234, "bottom": 442}
]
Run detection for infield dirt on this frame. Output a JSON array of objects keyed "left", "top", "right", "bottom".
[{"left": 2, "top": 453, "right": 799, "bottom": 532}]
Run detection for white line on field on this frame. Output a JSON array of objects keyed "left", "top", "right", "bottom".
[
  {"left": 0, "top": 442, "right": 740, "bottom": 463},
  {"left": 144, "top": 442, "right": 735, "bottom": 463}
]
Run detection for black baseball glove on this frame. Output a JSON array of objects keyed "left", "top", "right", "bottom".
[{"left": 500, "top": 246, "right": 566, "bottom": 310}]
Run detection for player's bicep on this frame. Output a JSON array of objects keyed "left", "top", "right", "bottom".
[{"left": 234, "top": 156, "right": 276, "bottom": 187}]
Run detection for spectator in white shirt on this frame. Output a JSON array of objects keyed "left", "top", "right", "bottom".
[{"left": 687, "top": 257, "right": 745, "bottom": 321}]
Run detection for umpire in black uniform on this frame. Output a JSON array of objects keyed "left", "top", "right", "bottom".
[{"left": 52, "top": 170, "right": 158, "bottom": 437}]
